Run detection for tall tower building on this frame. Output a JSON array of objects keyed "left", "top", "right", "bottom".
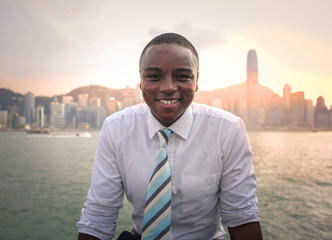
[
  {"left": 0, "top": 110, "right": 8, "bottom": 128},
  {"left": 246, "top": 50, "right": 260, "bottom": 127},
  {"left": 314, "top": 96, "right": 329, "bottom": 128},
  {"left": 283, "top": 84, "right": 292, "bottom": 107},
  {"left": 24, "top": 92, "right": 35, "bottom": 124},
  {"left": 247, "top": 50, "right": 258, "bottom": 84},
  {"left": 282, "top": 84, "right": 292, "bottom": 124},
  {"left": 291, "top": 91, "right": 306, "bottom": 125},
  {"left": 36, "top": 104, "right": 45, "bottom": 128},
  {"left": 64, "top": 102, "right": 78, "bottom": 128},
  {"left": 50, "top": 101, "right": 65, "bottom": 129}
]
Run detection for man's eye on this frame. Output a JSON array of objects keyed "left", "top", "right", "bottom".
[
  {"left": 146, "top": 75, "right": 160, "bottom": 81},
  {"left": 177, "top": 75, "right": 191, "bottom": 81}
]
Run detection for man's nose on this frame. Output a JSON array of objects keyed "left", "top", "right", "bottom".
[{"left": 160, "top": 75, "right": 177, "bottom": 93}]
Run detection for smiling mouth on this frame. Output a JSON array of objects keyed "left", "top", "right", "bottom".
[{"left": 159, "top": 99, "right": 179, "bottom": 105}]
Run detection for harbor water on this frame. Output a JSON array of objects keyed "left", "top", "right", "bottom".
[{"left": 0, "top": 131, "right": 331, "bottom": 239}]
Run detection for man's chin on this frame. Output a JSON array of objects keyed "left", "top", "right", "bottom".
[{"left": 157, "top": 114, "right": 184, "bottom": 127}]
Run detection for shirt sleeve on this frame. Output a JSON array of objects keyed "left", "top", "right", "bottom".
[
  {"left": 219, "top": 118, "right": 261, "bottom": 227},
  {"left": 77, "top": 118, "right": 124, "bottom": 239}
]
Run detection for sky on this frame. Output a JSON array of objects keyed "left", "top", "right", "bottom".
[{"left": 0, "top": 0, "right": 331, "bottom": 106}]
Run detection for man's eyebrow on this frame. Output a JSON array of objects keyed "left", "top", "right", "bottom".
[
  {"left": 143, "top": 67, "right": 194, "bottom": 72},
  {"left": 143, "top": 67, "right": 161, "bottom": 72},
  {"left": 175, "top": 68, "right": 194, "bottom": 72}
]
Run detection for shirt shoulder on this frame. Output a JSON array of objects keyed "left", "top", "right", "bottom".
[{"left": 101, "top": 103, "right": 149, "bottom": 140}]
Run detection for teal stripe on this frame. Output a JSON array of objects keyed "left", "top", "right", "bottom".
[
  {"left": 143, "top": 188, "right": 171, "bottom": 225},
  {"left": 146, "top": 165, "right": 170, "bottom": 200},
  {"left": 153, "top": 148, "right": 167, "bottom": 168},
  {"left": 142, "top": 212, "right": 171, "bottom": 240},
  {"left": 158, "top": 149, "right": 167, "bottom": 160}
]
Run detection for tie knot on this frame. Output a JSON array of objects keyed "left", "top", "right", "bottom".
[{"left": 157, "top": 128, "right": 173, "bottom": 148}]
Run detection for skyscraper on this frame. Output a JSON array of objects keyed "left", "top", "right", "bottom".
[
  {"left": 290, "top": 91, "right": 306, "bottom": 126},
  {"left": 247, "top": 50, "right": 258, "bottom": 84},
  {"left": 36, "top": 104, "right": 45, "bottom": 128},
  {"left": 50, "top": 101, "right": 65, "bottom": 129},
  {"left": 314, "top": 96, "right": 329, "bottom": 128},
  {"left": 24, "top": 92, "right": 35, "bottom": 124},
  {"left": 282, "top": 84, "right": 292, "bottom": 124},
  {"left": 283, "top": 84, "right": 292, "bottom": 108},
  {"left": 246, "top": 50, "right": 260, "bottom": 127}
]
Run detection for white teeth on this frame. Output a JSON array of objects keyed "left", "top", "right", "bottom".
[{"left": 160, "top": 100, "right": 178, "bottom": 105}]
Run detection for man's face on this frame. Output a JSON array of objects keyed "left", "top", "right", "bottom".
[{"left": 140, "top": 43, "right": 199, "bottom": 127}]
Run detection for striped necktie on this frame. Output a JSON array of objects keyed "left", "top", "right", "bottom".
[{"left": 142, "top": 128, "right": 173, "bottom": 240}]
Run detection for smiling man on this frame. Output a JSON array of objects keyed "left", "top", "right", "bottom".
[
  {"left": 77, "top": 33, "right": 262, "bottom": 240},
  {"left": 139, "top": 41, "right": 198, "bottom": 127}
]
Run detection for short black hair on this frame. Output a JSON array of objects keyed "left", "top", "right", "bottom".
[{"left": 139, "top": 32, "right": 199, "bottom": 69}]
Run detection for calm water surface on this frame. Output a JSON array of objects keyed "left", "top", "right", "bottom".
[{"left": 0, "top": 131, "right": 331, "bottom": 239}]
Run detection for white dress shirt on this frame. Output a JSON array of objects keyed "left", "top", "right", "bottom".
[{"left": 77, "top": 102, "right": 261, "bottom": 240}]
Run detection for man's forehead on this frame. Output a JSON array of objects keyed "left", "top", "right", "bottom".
[
  {"left": 141, "top": 44, "right": 198, "bottom": 67},
  {"left": 145, "top": 43, "right": 192, "bottom": 54}
]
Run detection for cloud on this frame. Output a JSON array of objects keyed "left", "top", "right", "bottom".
[
  {"left": 147, "top": 20, "right": 226, "bottom": 50},
  {"left": 0, "top": 0, "right": 107, "bottom": 75}
]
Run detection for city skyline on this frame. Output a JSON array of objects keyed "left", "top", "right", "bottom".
[
  {"left": 0, "top": 1, "right": 331, "bottom": 106},
  {"left": 2, "top": 79, "right": 331, "bottom": 130},
  {"left": 2, "top": 78, "right": 330, "bottom": 110}
]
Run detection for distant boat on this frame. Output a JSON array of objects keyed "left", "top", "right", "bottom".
[
  {"left": 27, "top": 129, "right": 50, "bottom": 134},
  {"left": 76, "top": 132, "right": 92, "bottom": 138}
]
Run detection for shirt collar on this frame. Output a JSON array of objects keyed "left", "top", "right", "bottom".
[{"left": 147, "top": 104, "right": 193, "bottom": 140}]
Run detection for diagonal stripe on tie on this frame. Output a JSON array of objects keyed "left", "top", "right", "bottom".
[
  {"left": 143, "top": 184, "right": 171, "bottom": 222},
  {"left": 145, "top": 176, "right": 171, "bottom": 208},
  {"left": 142, "top": 128, "right": 173, "bottom": 240},
  {"left": 145, "top": 163, "right": 170, "bottom": 201},
  {"left": 142, "top": 199, "right": 171, "bottom": 232}
]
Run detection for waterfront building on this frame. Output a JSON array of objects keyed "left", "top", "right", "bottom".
[
  {"left": 62, "top": 95, "right": 74, "bottom": 104},
  {"left": 282, "top": 84, "right": 292, "bottom": 124},
  {"left": 14, "top": 114, "right": 26, "bottom": 128},
  {"left": 305, "top": 100, "right": 314, "bottom": 128},
  {"left": 78, "top": 94, "right": 89, "bottom": 107},
  {"left": 290, "top": 91, "right": 306, "bottom": 126},
  {"left": 80, "top": 106, "right": 107, "bottom": 128},
  {"left": 258, "top": 95, "right": 281, "bottom": 127},
  {"left": 314, "top": 96, "right": 329, "bottom": 128},
  {"left": 231, "top": 98, "right": 246, "bottom": 120},
  {"left": 246, "top": 49, "right": 260, "bottom": 128},
  {"left": 0, "top": 110, "right": 8, "bottom": 128},
  {"left": 24, "top": 92, "right": 35, "bottom": 124},
  {"left": 50, "top": 101, "right": 65, "bottom": 129},
  {"left": 64, "top": 102, "right": 78, "bottom": 128},
  {"left": 89, "top": 97, "right": 101, "bottom": 107},
  {"left": 7, "top": 105, "right": 17, "bottom": 128},
  {"left": 35, "top": 104, "right": 45, "bottom": 128},
  {"left": 281, "top": 85, "right": 314, "bottom": 128},
  {"left": 272, "top": 95, "right": 282, "bottom": 125}
]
